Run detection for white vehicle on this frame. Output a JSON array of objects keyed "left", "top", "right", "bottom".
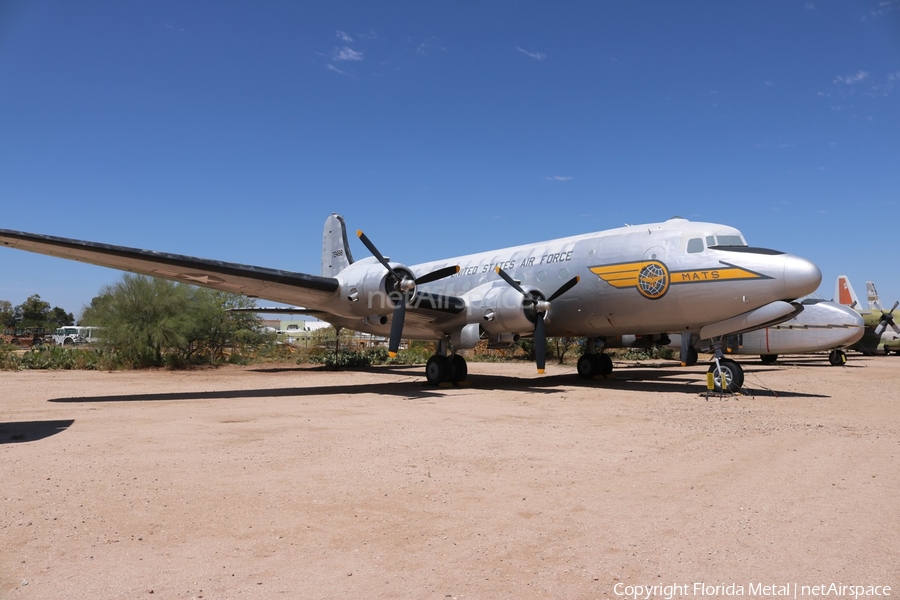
[{"left": 52, "top": 326, "right": 102, "bottom": 345}]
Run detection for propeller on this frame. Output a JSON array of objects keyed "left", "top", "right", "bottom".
[
  {"left": 873, "top": 300, "right": 900, "bottom": 336},
  {"left": 494, "top": 266, "right": 579, "bottom": 373},
  {"left": 357, "top": 230, "right": 459, "bottom": 357}
]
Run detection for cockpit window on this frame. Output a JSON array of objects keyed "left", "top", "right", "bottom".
[
  {"left": 687, "top": 238, "right": 704, "bottom": 253},
  {"left": 715, "top": 234, "right": 745, "bottom": 246},
  {"left": 705, "top": 235, "right": 715, "bottom": 247}
]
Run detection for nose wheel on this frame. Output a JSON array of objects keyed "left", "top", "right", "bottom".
[
  {"left": 707, "top": 358, "right": 744, "bottom": 393},
  {"left": 828, "top": 349, "right": 847, "bottom": 366}
]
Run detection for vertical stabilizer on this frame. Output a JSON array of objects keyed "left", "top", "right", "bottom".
[
  {"left": 835, "top": 275, "right": 861, "bottom": 309},
  {"left": 322, "top": 213, "right": 354, "bottom": 277},
  {"left": 866, "top": 281, "right": 882, "bottom": 311}
]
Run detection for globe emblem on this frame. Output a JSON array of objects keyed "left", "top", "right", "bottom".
[{"left": 637, "top": 262, "right": 668, "bottom": 299}]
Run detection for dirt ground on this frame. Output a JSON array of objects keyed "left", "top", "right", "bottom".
[{"left": 1, "top": 354, "right": 898, "bottom": 600}]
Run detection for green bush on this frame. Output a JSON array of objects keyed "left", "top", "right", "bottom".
[{"left": 0, "top": 346, "right": 115, "bottom": 370}]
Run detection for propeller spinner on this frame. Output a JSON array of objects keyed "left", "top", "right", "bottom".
[
  {"left": 494, "top": 266, "right": 579, "bottom": 373},
  {"left": 357, "top": 230, "right": 459, "bottom": 357}
]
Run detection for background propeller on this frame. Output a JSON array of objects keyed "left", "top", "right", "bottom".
[
  {"left": 357, "top": 230, "right": 459, "bottom": 357},
  {"left": 494, "top": 266, "right": 579, "bottom": 373},
  {"left": 873, "top": 300, "right": 900, "bottom": 336}
]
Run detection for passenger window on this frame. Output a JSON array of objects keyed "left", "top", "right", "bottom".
[
  {"left": 706, "top": 235, "right": 715, "bottom": 247},
  {"left": 687, "top": 238, "right": 704, "bottom": 253}
]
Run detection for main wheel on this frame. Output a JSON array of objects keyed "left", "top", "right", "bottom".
[
  {"left": 828, "top": 349, "right": 847, "bottom": 366},
  {"left": 577, "top": 354, "right": 596, "bottom": 379},
  {"left": 683, "top": 346, "right": 698, "bottom": 366},
  {"left": 425, "top": 355, "right": 450, "bottom": 385},
  {"left": 596, "top": 353, "right": 613, "bottom": 376},
  {"left": 708, "top": 359, "right": 744, "bottom": 392},
  {"left": 449, "top": 354, "right": 468, "bottom": 383},
  {"left": 760, "top": 354, "right": 778, "bottom": 365}
]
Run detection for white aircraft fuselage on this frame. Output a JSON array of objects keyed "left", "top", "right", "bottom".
[{"left": 325, "top": 217, "right": 821, "bottom": 342}]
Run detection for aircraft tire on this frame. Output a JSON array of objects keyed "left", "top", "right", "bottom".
[
  {"left": 576, "top": 355, "right": 596, "bottom": 378},
  {"left": 425, "top": 355, "right": 450, "bottom": 385},
  {"left": 683, "top": 347, "right": 698, "bottom": 366},
  {"left": 708, "top": 359, "right": 744, "bottom": 392},
  {"left": 449, "top": 354, "right": 468, "bottom": 383},
  {"left": 760, "top": 354, "right": 778, "bottom": 365},
  {"left": 597, "top": 353, "right": 613, "bottom": 376},
  {"left": 829, "top": 349, "right": 847, "bottom": 366}
]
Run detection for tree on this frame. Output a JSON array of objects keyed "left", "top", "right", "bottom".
[
  {"left": 15, "top": 294, "right": 51, "bottom": 328},
  {"left": 0, "top": 300, "right": 14, "bottom": 328},
  {"left": 81, "top": 274, "right": 264, "bottom": 368},
  {"left": 49, "top": 306, "right": 75, "bottom": 328},
  {"left": 5, "top": 295, "right": 74, "bottom": 329},
  {"left": 551, "top": 337, "right": 576, "bottom": 364}
]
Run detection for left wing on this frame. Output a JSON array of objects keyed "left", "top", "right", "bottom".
[{"left": 0, "top": 230, "right": 339, "bottom": 307}]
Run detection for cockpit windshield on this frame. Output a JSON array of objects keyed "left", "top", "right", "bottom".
[
  {"left": 713, "top": 234, "right": 745, "bottom": 246},
  {"left": 687, "top": 233, "right": 747, "bottom": 254}
]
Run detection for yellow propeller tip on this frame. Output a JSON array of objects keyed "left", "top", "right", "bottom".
[
  {"left": 356, "top": 230, "right": 363, "bottom": 237},
  {"left": 537, "top": 369, "right": 545, "bottom": 374},
  {"left": 388, "top": 351, "right": 398, "bottom": 358},
  {"left": 494, "top": 266, "right": 501, "bottom": 273}
]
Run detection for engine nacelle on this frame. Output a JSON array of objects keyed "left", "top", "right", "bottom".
[
  {"left": 334, "top": 258, "right": 414, "bottom": 317},
  {"left": 463, "top": 282, "right": 537, "bottom": 335}
]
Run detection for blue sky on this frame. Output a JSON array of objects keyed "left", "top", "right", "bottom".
[{"left": 1, "top": 1, "right": 899, "bottom": 317}]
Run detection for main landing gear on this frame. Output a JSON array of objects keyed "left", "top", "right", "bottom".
[
  {"left": 576, "top": 353, "right": 613, "bottom": 378},
  {"left": 425, "top": 339, "right": 468, "bottom": 385},
  {"left": 577, "top": 338, "right": 614, "bottom": 379}
]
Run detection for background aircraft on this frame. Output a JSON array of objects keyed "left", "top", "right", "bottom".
[
  {"left": 834, "top": 276, "right": 900, "bottom": 355},
  {"left": 603, "top": 298, "right": 863, "bottom": 368},
  {"left": 0, "top": 213, "right": 822, "bottom": 391}
]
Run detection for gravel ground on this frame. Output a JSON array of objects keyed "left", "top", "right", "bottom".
[{"left": 2, "top": 354, "right": 898, "bottom": 599}]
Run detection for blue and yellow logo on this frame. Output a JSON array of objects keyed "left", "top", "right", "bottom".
[{"left": 589, "top": 260, "right": 768, "bottom": 300}]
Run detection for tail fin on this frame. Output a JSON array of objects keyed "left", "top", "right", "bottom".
[
  {"left": 321, "top": 213, "right": 354, "bottom": 277},
  {"left": 866, "top": 281, "right": 883, "bottom": 311},
  {"left": 835, "top": 274, "right": 861, "bottom": 309}
]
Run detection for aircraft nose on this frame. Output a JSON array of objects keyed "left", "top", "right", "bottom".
[
  {"left": 783, "top": 255, "right": 822, "bottom": 299},
  {"left": 834, "top": 304, "right": 866, "bottom": 345}
]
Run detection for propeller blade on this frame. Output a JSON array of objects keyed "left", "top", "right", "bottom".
[
  {"left": 547, "top": 276, "right": 580, "bottom": 302},
  {"left": 357, "top": 230, "right": 398, "bottom": 277},
  {"left": 889, "top": 301, "right": 899, "bottom": 313},
  {"left": 416, "top": 265, "right": 460, "bottom": 285},
  {"left": 534, "top": 312, "right": 547, "bottom": 374},
  {"left": 494, "top": 267, "right": 527, "bottom": 296},
  {"left": 388, "top": 301, "right": 407, "bottom": 357},
  {"left": 874, "top": 322, "right": 886, "bottom": 336}
]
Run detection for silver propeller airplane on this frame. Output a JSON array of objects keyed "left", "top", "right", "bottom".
[{"left": 0, "top": 214, "right": 821, "bottom": 390}]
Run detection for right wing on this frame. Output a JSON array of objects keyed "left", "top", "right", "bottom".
[{"left": 0, "top": 230, "right": 339, "bottom": 308}]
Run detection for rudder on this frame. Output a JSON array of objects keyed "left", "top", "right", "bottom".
[
  {"left": 835, "top": 275, "right": 861, "bottom": 308},
  {"left": 322, "top": 213, "right": 354, "bottom": 277}
]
